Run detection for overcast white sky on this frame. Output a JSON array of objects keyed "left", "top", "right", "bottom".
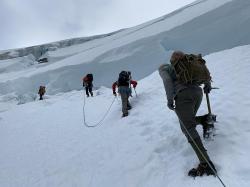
[{"left": 0, "top": 0, "right": 195, "bottom": 50}]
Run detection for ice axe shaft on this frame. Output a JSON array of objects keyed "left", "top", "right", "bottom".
[
  {"left": 206, "top": 87, "right": 219, "bottom": 114},
  {"left": 205, "top": 92, "right": 217, "bottom": 126},
  {"left": 204, "top": 89, "right": 218, "bottom": 139},
  {"left": 206, "top": 93, "right": 212, "bottom": 114}
]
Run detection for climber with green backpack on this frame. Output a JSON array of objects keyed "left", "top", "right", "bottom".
[{"left": 159, "top": 51, "right": 217, "bottom": 177}]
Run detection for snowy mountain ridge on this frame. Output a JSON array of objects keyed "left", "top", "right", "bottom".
[
  {"left": 2, "top": 0, "right": 249, "bottom": 105},
  {"left": 0, "top": 30, "right": 122, "bottom": 60},
  {"left": 0, "top": 0, "right": 231, "bottom": 60}
]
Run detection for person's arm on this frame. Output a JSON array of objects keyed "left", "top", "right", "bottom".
[
  {"left": 158, "top": 64, "right": 175, "bottom": 110},
  {"left": 130, "top": 80, "right": 137, "bottom": 88},
  {"left": 83, "top": 77, "right": 88, "bottom": 83},
  {"left": 82, "top": 77, "right": 88, "bottom": 86},
  {"left": 203, "top": 81, "right": 212, "bottom": 94}
]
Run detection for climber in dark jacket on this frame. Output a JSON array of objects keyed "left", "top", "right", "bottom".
[
  {"left": 38, "top": 86, "right": 46, "bottom": 100},
  {"left": 82, "top": 74, "right": 94, "bottom": 97}
]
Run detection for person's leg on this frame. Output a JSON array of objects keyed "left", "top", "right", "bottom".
[
  {"left": 195, "top": 115, "right": 206, "bottom": 125},
  {"left": 189, "top": 136, "right": 210, "bottom": 163},
  {"left": 89, "top": 85, "right": 93, "bottom": 97},
  {"left": 85, "top": 86, "right": 89, "bottom": 97},
  {"left": 175, "top": 88, "right": 210, "bottom": 163},
  {"left": 194, "top": 92, "right": 208, "bottom": 126},
  {"left": 127, "top": 98, "right": 132, "bottom": 110},
  {"left": 39, "top": 94, "right": 43, "bottom": 100},
  {"left": 121, "top": 93, "right": 129, "bottom": 116},
  {"left": 194, "top": 88, "right": 203, "bottom": 115}
]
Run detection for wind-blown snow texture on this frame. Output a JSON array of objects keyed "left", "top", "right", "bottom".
[
  {"left": 2, "top": 0, "right": 250, "bottom": 102},
  {"left": 1, "top": 45, "right": 250, "bottom": 187}
]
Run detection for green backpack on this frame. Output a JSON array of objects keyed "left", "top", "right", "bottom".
[{"left": 171, "top": 54, "right": 211, "bottom": 84}]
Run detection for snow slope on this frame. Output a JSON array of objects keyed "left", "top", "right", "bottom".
[
  {"left": 2, "top": 0, "right": 250, "bottom": 101},
  {"left": 0, "top": 45, "right": 250, "bottom": 187}
]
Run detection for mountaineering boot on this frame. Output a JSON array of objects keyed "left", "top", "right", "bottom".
[
  {"left": 196, "top": 114, "right": 215, "bottom": 139},
  {"left": 127, "top": 105, "right": 132, "bottom": 110},
  {"left": 203, "top": 123, "right": 215, "bottom": 139},
  {"left": 188, "top": 161, "right": 217, "bottom": 177},
  {"left": 122, "top": 113, "right": 128, "bottom": 118},
  {"left": 203, "top": 114, "right": 216, "bottom": 139}
]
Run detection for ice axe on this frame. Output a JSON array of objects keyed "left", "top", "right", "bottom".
[
  {"left": 206, "top": 87, "right": 219, "bottom": 115},
  {"left": 203, "top": 88, "right": 219, "bottom": 139}
]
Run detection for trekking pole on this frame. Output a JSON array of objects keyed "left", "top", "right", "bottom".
[{"left": 134, "top": 88, "right": 138, "bottom": 97}]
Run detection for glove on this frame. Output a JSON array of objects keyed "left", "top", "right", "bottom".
[
  {"left": 113, "top": 91, "right": 117, "bottom": 96},
  {"left": 203, "top": 82, "right": 212, "bottom": 94},
  {"left": 167, "top": 100, "right": 175, "bottom": 110}
]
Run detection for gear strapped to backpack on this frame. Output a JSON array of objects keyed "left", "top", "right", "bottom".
[
  {"left": 118, "top": 71, "right": 130, "bottom": 86},
  {"left": 171, "top": 54, "right": 211, "bottom": 84}
]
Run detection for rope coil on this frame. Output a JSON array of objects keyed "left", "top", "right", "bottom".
[{"left": 82, "top": 92, "right": 116, "bottom": 128}]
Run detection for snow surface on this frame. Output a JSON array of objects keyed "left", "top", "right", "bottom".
[{"left": 0, "top": 45, "right": 250, "bottom": 187}]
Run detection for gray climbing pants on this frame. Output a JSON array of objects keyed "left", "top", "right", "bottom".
[
  {"left": 175, "top": 86, "right": 211, "bottom": 163},
  {"left": 120, "top": 92, "right": 131, "bottom": 115}
]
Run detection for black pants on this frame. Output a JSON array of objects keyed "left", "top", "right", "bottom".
[
  {"left": 85, "top": 85, "right": 93, "bottom": 97},
  {"left": 39, "top": 94, "right": 43, "bottom": 100}
]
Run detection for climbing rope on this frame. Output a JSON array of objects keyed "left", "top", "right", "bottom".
[{"left": 82, "top": 91, "right": 116, "bottom": 128}]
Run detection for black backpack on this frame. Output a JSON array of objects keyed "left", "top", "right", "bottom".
[
  {"left": 118, "top": 71, "right": 130, "bottom": 86},
  {"left": 86, "top": 74, "right": 93, "bottom": 82}
]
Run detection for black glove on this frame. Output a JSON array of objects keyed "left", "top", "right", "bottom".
[
  {"left": 203, "top": 82, "right": 212, "bottom": 94},
  {"left": 113, "top": 91, "right": 117, "bottom": 96},
  {"left": 167, "top": 100, "right": 175, "bottom": 110}
]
